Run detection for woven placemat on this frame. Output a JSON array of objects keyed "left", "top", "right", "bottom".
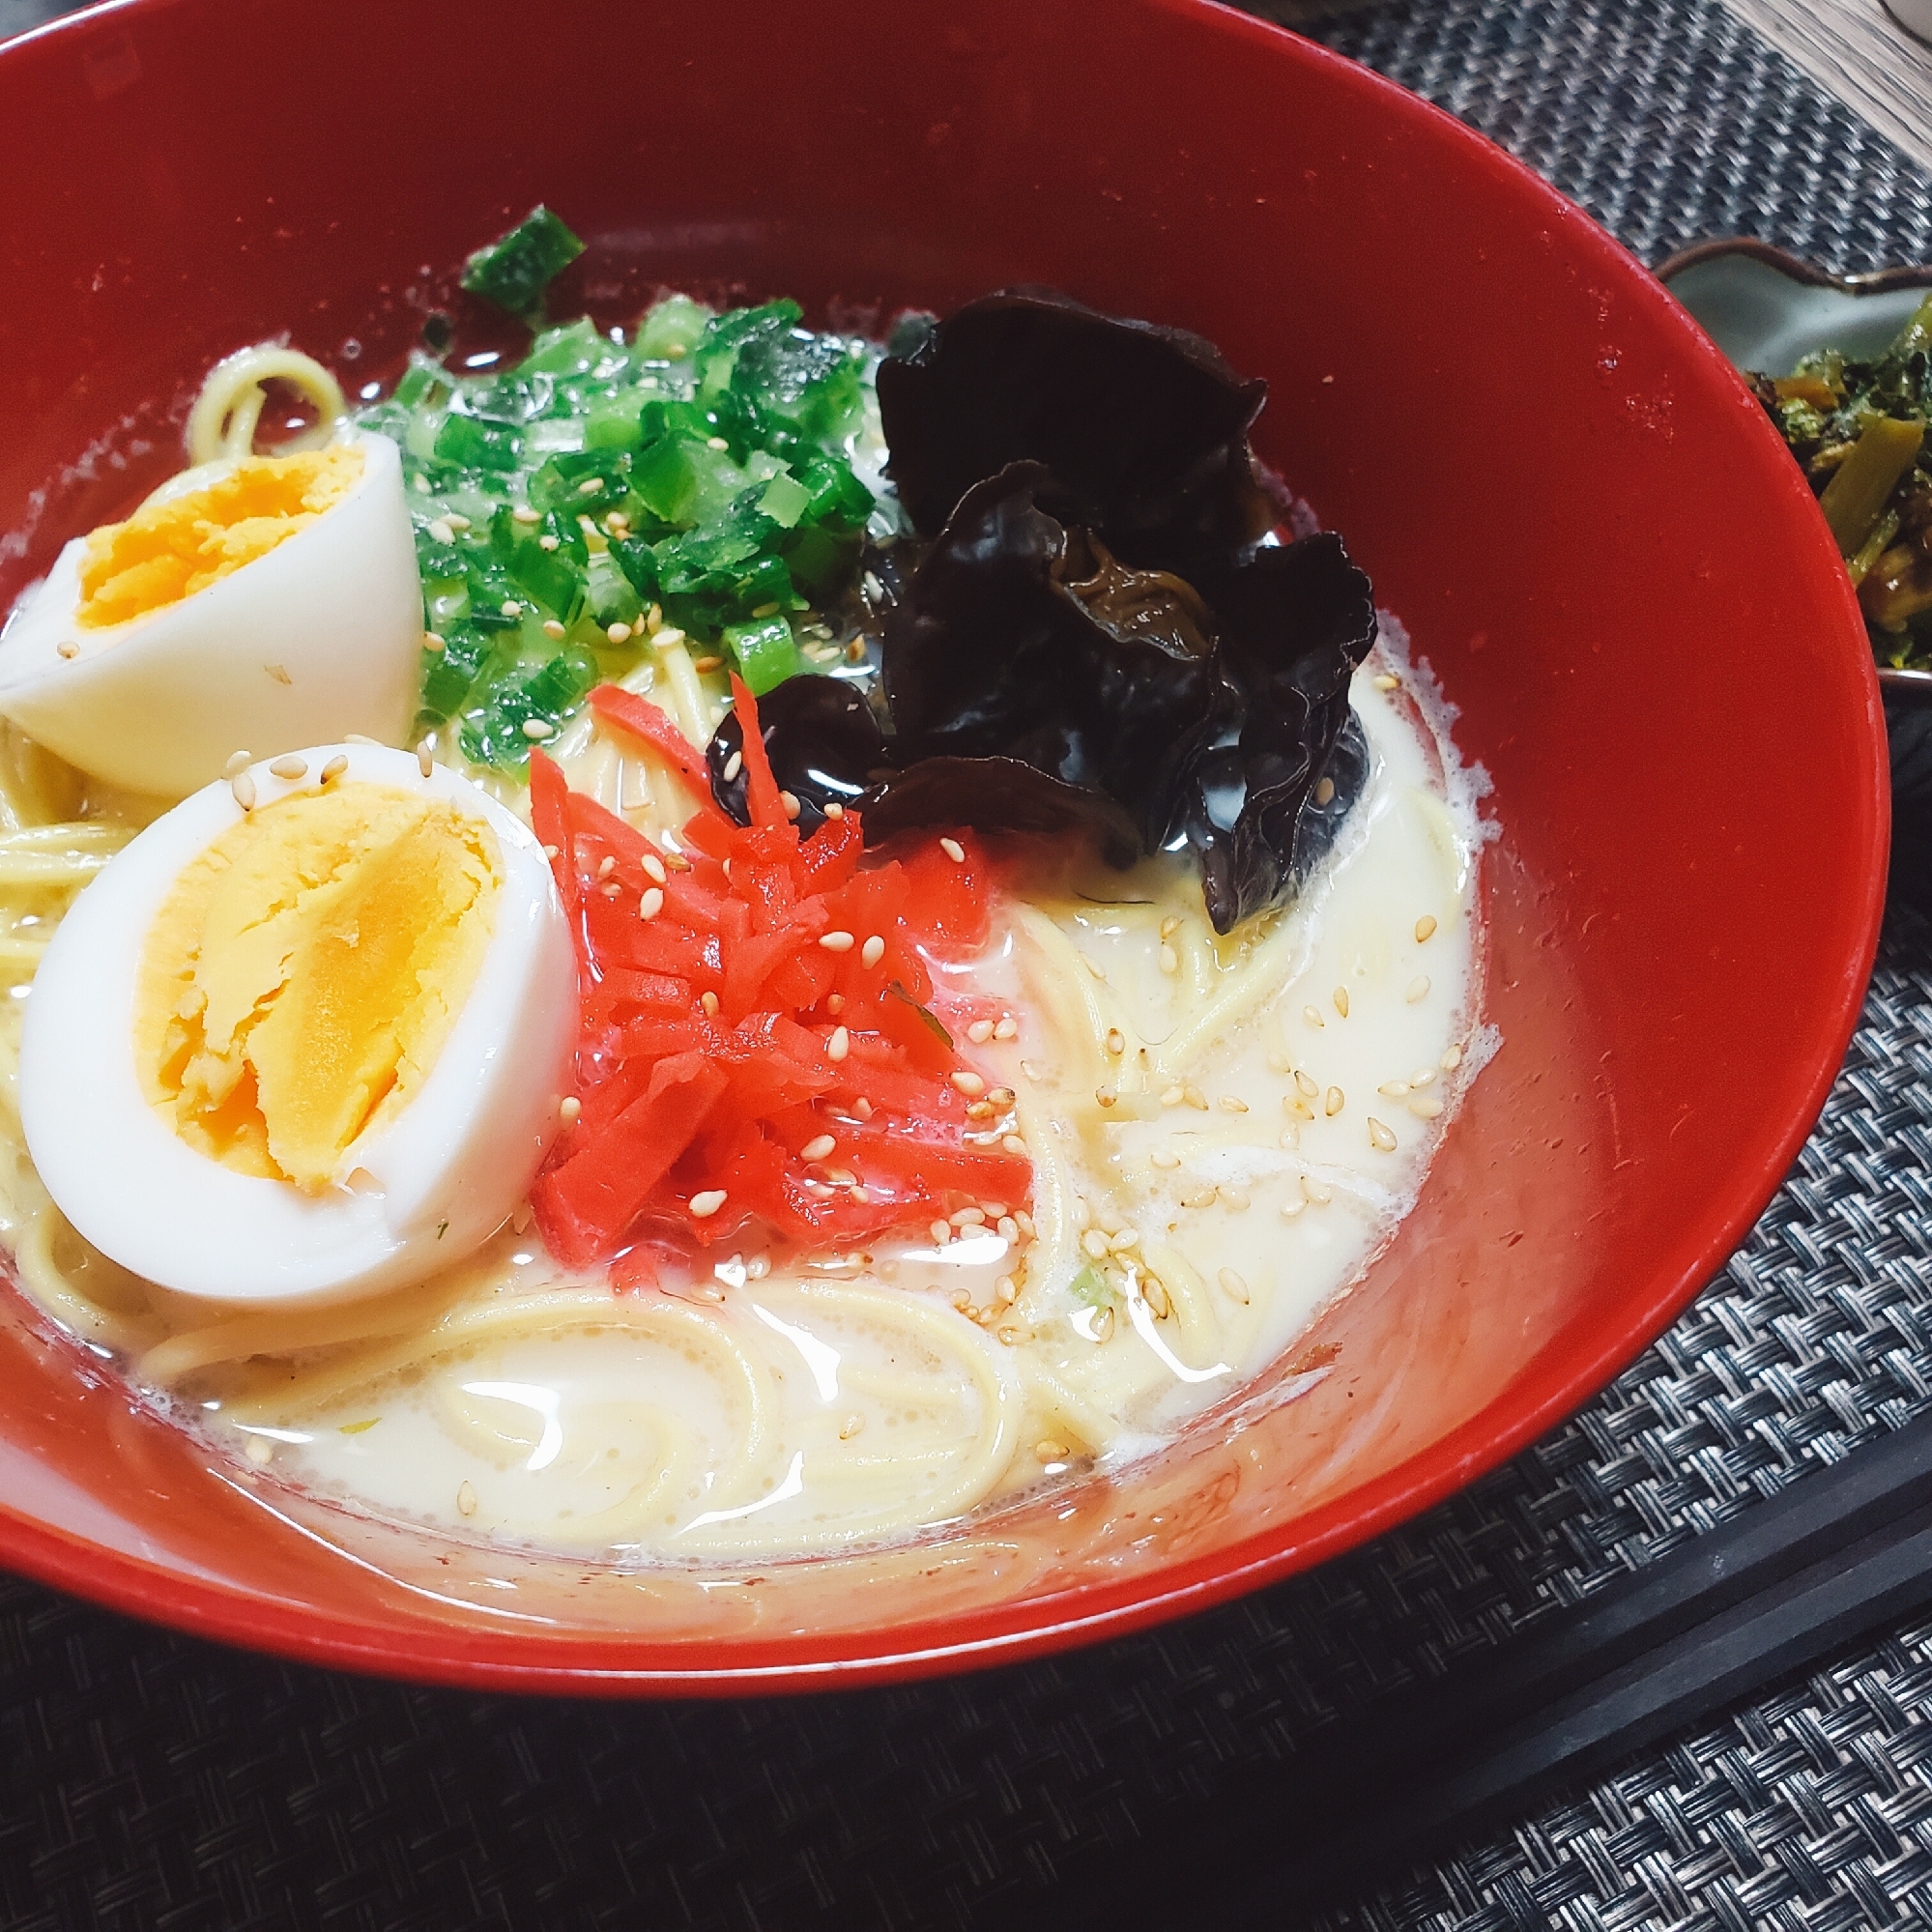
[{"left": 5, "top": 2, "right": 1932, "bottom": 1928}]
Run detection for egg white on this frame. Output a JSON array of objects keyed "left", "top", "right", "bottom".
[
  {"left": 0, "top": 430, "right": 420, "bottom": 800},
  {"left": 19, "top": 746, "right": 578, "bottom": 1308}
]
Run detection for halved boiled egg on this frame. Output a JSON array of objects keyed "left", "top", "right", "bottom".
[
  {"left": 20, "top": 745, "right": 577, "bottom": 1306},
  {"left": 0, "top": 430, "right": 419, "bottom": 799}
]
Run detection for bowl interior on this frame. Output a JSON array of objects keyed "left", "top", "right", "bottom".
[{"left": 0, "top": 0, "right": 1889, "bottom": 1689}]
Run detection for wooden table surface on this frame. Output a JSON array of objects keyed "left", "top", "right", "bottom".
[{"left": 1722, "top": 0, "right": 1932, "bottom": 177}]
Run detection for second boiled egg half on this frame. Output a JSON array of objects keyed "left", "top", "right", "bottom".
[
  {"left": 0, "top": 430, "right": 420, "bottom": 799},
  {"left": 21, "top": 745, "right": 578, "bottom": 1306}
]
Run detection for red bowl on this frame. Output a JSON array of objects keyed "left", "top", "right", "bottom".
[{"left": 0, "top": 0, "right": 1887, "bottom": 1692}]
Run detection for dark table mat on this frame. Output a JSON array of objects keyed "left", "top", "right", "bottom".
[{"left": 6, "top": 1, "right": 1932, "bottom": 1926}]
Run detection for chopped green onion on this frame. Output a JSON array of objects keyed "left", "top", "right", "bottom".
[
  {"left": 723, "top": 614, "right": 802, "bottom": 695},
  {"left": 460, "top": 206, "right": 585, "bottom": 319}
]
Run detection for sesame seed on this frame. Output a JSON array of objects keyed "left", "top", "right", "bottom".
[
  {"left": 423, "top": 630, "right": 447, "bottom": 652},
  {"left": 820, "top": 930, "right": 854, "bottom": 952},
  {"left": 851, "top": 1095, "right": 871, "bottom": 1118},
  {"left": 269, "top": 754, "right": 307, "bottom": 781},
  {"left": 1441, "top": 1044, "right": 1463, "bottom": 1071},
  {"left": 1406, "top": 975, "right": 1431, "bottom": 1003},
  {"left": 1095, "top": 1083, "right": 1116, "bottom": 1108},
  {"left": 1219, "top": 1094, "right": 1249, "bottom": 1114},
  {"left": 1085, "top": 955, "right": 1108, "bottom": 982},
  {"left": 861, "top": 935, "right": 885, "bottom": 967},
  {"left": 541, "top": 845, "right": 560, "bottom": 860},
  {"left": 427, "top": 517, "right": 454, "bottom": 543},
  {"left": 1409, "top": 1096, "right": 1444, "bottom": 1119},
  {"left": 1314, "top": 776, "right": 1336, "bottom": 806},
  {"left": 1141, "top": 1277, "right": 1172, "bottom": 1319},
  {"left": 1409, "top": 1067, "right": 1438, "bottom": 1088},
  {"left": 577, "top": 476, "right": 603, "bottom": 495},
  {"left": 596, "top": 854, "right": 617, "bottom": 879},
  {"left": 1002, "top": 1134, "right": 1027, "bottom": 1155},
  {"left": 967, "top": 1019, "right": 995, "bottom": 1045},
  {"left": 849, "top": 1186, "right": 870, "bottom": 1203},
  {"left": 1218, "top": 1266, "right": 1250, "bottom": 1303},
  {"left": 780, "top": 791, "right": 801, "bottom": 821},
  {"left": 1110, "top": 1227, "right": 1139, "bottom": 1252},
  {"left": 560, "top": 1096, "right": 582, "bottom": 1124},
  {"left": 542, "top": 620, "right": 566, "bottom": 640},
  {"left": 605, "top": 512, "right": 630, "bottom": 533},
  {"left": 344, "top": 734, "right": 383, "bottom": 747},
  {"left": 223, "top": 750, "right": 252, "bottom": 779},
  {"left": 995, "top": 1274, "right": 1018, "bottom": 1303},
  {"left": 1281, "top": 1196, "right": 1306, "bottom": 1220},
  {"left": 640, "top": 887, "right": 664, "bottom": 919},
  {"left": 1183, "top": 1084, "right": 1208, "bottom": 1110},
  {"left": 1021, "top": 1060, "right": 1046, "bottom": 1082},
  {"left": 701, "top": 990, "right": 720, "bottom": 1017},
  {"left": 456, "top": 1479, "right": 478, "bottom": 1515},
  {"left": 245, "top": 1434, "right": 274, "bottom": 1467},
  {"left": 1105, "top": 1028, "right": 1125, "bottom": 1056},
  {"left": 1325, "top": 1086, "right": 1344, "bottom": 1115},
  {"left": 951, "top": 1070, "right": 986, "bottom": 1098},
  {"left": 642, "top": 854, "right": 667, "bottom": 884},
  {"left": 320, "top": 755, "right": 348, "bottom": 783},
  {"left": 656, "top": 625, "right": 685, "bottom": 648},
  {"left": 689, "top": 1190, "right": 728, "bottom": 1219},
  {"left": 932, "top": 1220, "right": 953, "bottom": 1245},
  {"left": 607, "top": 620, "right": 633, "bottom": 644},
  {"left": 501, "top": 599, "right": 522, "bottom": 618},
  {"left": 839, "top": 1414, "right": 865, "bottom": 1440},
  {"left": 721, "top": 749, "right": 743, "bottom": 783},
  {"left": 1035, "top": 1440, "right": 1067, "bottom": 1462},
  {"left": 1286, "top": 1096, "right": 1314, "bottom": 1121},
  {"left": 1415, "top": 914, "right": 1438, "bottom": 942},
  {"left": 1304, "top": 1004, "right": 1325, "bottom": 1028},
  {"left": 1081, "top": 1227, "right": 1109, "bottom": 1260},
  {"left": 512, "top": 505, "right": 541, "bottom": 524},
  {"left": 1150, "top": 1148, "right": 1182, "bottom": 1169},
  {"left": 418, "top": 741, "right": 436, "bottom": 777},
  {"left": 987, "top": 1085, "right": 1016, "bottom": 1109},
  {"left": 1372, "top": 672, "right": 1399, "bottom": 691},
  {"left": 1072, "top": 1197, "right": 1092, "bottom": 1232},
  {"left": 1379, "top": 1080, "right": 1410, "bottom": 1098},
  {"left": 706, "top": 435, "right": 730, "bottom": 451},
  {"left": 1159, "top": 943, "right": 1180, "bottom": 975},
  {"left": 1294, "top": 1070, "right": 1319, "bottom": 1099},
  {"left": 1267, "top": 1050, "right": 1292, "bottom": 1074},
  {"left": 522, "top": 718, "right": 554, "bottom": 740},
  {"left": 645, "top": 604, "right": 663, "bottom": 632},
  {"left": 1333, "top": 986, "right": 1349, "bottom": 1018},
  {"left": 827, "top": 1025, "right": 850, "bottom": 1062},
  {"left": 939, "top": 836, "right": 966, "bottom": 863},
  {"left": 538, "top": 533, "right": 562, "bottom": 552},
  {"left": 1302, "top": 1174, "right": 1333, "bottom": 1206},
  {"left": 800, "top": 1134, "right": 836, "bottom": 1162},
  {"left": 1368, "top": 1117, "right": 1397, "bottom": 1152},
  {"left": 265, "top": 663, "right": 292, "bottom": 685},
  {"left": 1218, "top": 1185, "right": 1251, "bottom": 1211},
  {"left": 953, "top": 1207, "right": 987, "bottom": 1226},
  {"left": 1280, "top": 1125, "right": 1301, "bottom": 1149},
  {"left": 1160, "top": 915, "right": 1181, "bottom": 940},
  {"left": 1182, "top": 1186, "right": 1218, "bottom": 1210},
  {"left": 1162, "top": 1083, "right": 1186, "bottom": 1108},
  {"left": 997, "top": 1217, "right": 1020, "bottom": 1244},
  {"left": 231, "top": 771, "right": 257, "bottom": 811}
]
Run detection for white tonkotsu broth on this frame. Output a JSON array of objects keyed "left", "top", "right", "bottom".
[
  {"left": 199, "top": 664, "right": 1482, "bottom": 1559},
  {"left": 0, "top": 305, "right": 1489, "bottom": 1569}
]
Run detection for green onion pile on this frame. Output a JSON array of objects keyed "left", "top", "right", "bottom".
[{"left": 352, "top": 208, "right": 883, "bottom": 770}]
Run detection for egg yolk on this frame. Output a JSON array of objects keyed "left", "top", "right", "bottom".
[
  {"left": 75, "top": 445, "right": 363, "bottom": 631},
  {"left": 135, "top": 781, "right": 502, "bottom": 1192}
]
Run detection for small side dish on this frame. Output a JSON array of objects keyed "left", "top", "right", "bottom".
[{"left": 1748, "top": 290, "right": 1932, "bottom": 666}]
